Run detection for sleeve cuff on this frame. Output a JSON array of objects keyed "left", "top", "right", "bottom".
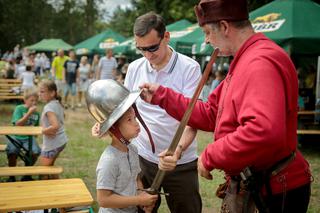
[{"left": 151, "top": 85, "right": 166, "bottom": 105}]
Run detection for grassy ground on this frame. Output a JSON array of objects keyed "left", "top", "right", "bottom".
[{"left": 0, "top": 102, "right": 319, "bottom": 212}]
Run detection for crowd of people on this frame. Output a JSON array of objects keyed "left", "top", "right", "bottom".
[{"left": 0, "top": 46, "right": 130, "bottom": 109}]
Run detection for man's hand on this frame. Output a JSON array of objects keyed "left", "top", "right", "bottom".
[
  {"left": 158, "top": 144, "right": 184, "bottom": 171},
  {"left": 158, "top": 149, "right": 178, "bottom": 171},
  {"left": 91, "top": 122, "right": 100, "bottom": 137},
  {"left": 139, "top": 83, "right": 160, "bottom": 103},
  {"left": 197, "top": 155, "right": 213, "bottom": 180}
]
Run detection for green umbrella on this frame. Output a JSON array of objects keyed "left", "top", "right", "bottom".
[
  {"left": 250, "top": 0, "right": 320, "bottom": 55},
  {"left": 27, "top": 39, "right": 73, "bottom": 52},
  {"left": 74, "top": 29, "right": 126, "bottom": 55}
]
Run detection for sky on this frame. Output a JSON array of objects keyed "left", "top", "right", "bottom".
[
  {"left": 102, "top": 0, "right": 132, "bottom": 20},
  {"left": 47, "top": 0, "right": 132, "bottom": 21}
]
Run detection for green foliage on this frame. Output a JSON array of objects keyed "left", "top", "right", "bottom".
[{"left": 0, "top": 0, "right": 100, "bottom": 51}]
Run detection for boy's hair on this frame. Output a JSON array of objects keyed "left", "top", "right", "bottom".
[{"left": 23, "top": 87, "right": 38, "bottom": 100}]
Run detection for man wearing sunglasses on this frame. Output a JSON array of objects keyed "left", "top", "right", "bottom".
[{"left": 124, "top": 12, "right": 202, "bottom": 213}]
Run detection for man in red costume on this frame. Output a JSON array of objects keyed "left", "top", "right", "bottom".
[{"left": 140, "top": 0, "right": 312, "bottom": 212}]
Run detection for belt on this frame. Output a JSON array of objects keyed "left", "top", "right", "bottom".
[
  {"left": 231, "top": 151, "right": 296, "bottom": 180},
  {"left": 267, "top": 151, "right": 296, "bottom": 177}
]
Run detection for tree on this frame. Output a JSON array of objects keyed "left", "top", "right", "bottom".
[
  {"left": 0, "top": 0, "right": 101, "bottom": 52},
  {"left": 0, "top": 0, "right": 55, "bottom": 51}
]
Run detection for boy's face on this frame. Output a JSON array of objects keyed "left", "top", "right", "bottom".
[
  {"left": 24, "top": 95, "right": 38, "bottom": 108},
  {"left": 117, "top": 107, "right": 140, "bottom": 140}
]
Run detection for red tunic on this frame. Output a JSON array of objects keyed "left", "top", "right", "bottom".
[{"left": 151, "top": 33, "right": 311, "bottom": 194}]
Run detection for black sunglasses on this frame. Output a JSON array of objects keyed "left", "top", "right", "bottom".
[{"left": 136, "top": 37, "right": 163, "bottom": 53}]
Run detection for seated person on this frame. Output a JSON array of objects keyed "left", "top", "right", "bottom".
[{"left": 6, "top": 88, "right": 41, "bottom": 182}]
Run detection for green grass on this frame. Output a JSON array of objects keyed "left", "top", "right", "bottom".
[{"left": 0, "top": 102, "right": 319, "bottom": 212}]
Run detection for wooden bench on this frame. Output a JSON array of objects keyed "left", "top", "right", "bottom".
[
  {"left": 0, "top": 144, "right": 7, "bottom": 151},
  {"left": 298, "top": 110, "right": 320, "bottom": 115},
  {"left": 0, "top": 178, "right": 94, "bottom": 213},
  {"left": 297, "top": 129, "right": 320, "bottom": 135},
  {"left": 0, "top": 166, "right": 63, "bottom": 177},
  {"left": 0, "top": 78, "right": 23, "bottom": 100}
]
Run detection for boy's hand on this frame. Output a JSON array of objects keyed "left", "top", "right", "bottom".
[
  {"left": 91, "top": 122, "right": 100, "bottom": 137},
  {"left": 138, "top": 191, "right": 158, "bottom": 208},
  {"left": 143, "top": 204, "right": 155, "bottom": 213},
  {"left": 28, "top": 106, "right": 37, "bottom": 114}
]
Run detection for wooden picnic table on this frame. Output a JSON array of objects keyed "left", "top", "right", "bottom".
[
  {"left": 0, "top": 126, "right": 42, "bottom": 165},
  {"left": 0, "top": 178, "right": 94, "bottom": 213}
]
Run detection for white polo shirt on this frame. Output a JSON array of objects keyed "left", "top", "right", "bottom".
[{"left": 124, "top": 49, "right": 201, "bottom": 164}]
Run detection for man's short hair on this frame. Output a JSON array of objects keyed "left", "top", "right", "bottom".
[{"left": 133, "top": 11, "right": 166, "bottom": 38}]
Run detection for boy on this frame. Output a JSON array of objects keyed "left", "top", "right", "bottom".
[
  {"left": 6, "top": 88, "right": 41, "bottom": 181},
  {"left": 87, "top": 80, "right": 157, "bottom": 213}
]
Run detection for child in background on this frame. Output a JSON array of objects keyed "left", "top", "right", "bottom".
[
  {"left": 20, "top": 64, "right": 35, "bottom": 90},
  {"left": 88, "top": 80, "right": 157, "bottom": 213},
  {"left": 39, "top": 80, "right": 68, "bottom": 179},
  {"left": 77, "top": 56, "right": 90, "bottom": 107},
  {"left": 6, "top": 88, "right": 41, "bottom": 182}
]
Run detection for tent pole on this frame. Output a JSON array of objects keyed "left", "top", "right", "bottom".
[
  {"left": 314, "top": 56, "right": 320, "bottom": 123},
  {"left": 316, "top": 56, "right": 320, "bottom": 101}
]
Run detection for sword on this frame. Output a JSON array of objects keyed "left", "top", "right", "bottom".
[{"left": 147, "top": 48, "right": 220, "bottom": 195}]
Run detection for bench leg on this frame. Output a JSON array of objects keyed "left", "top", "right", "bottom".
[{"left": 59, "top": 208, "right": 67, "bottom": 213}]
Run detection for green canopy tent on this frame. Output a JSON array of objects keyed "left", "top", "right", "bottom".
[
  {"left": 74, "top": 29, "right": 126, "bottom": 55},
  {"left": 250, "top": 0, "right": 320, "bottom": 108},
  {"left": 250, "top": 0, "right": 320, "bottom": 55},
  {"left": 27, "top": 39, "right": 73, "bottom": 52},
  {"left": 166, "top": 19, "right": 193, "bottom": 32},
  {"left": 113, "top": 37, "right": 137, "bottom": 56},
  {"left": 174, "top": 24, "right": 213, "bottom": 56}
]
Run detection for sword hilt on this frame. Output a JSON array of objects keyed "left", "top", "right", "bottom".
[{"left": 138, "top": 188, "right": 169, "bottom": 196}]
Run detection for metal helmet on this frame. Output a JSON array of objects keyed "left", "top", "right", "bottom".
[{"left": 86, "top": 79, "right": 141, "bottom": 137}]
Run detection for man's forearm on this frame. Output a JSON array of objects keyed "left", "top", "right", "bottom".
[{"left": 177, "top": 126, "right": 197, "bottom": 158}]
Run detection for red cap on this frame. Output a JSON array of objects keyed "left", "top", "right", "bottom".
[{"left": 194, "top": 0, "right": 249, "bottom": 26}]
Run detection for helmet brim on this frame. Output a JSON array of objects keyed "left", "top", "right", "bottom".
[{"left": 98, "top": 89, "right": 141, "bottom": 137}]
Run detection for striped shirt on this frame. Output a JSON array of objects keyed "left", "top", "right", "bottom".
[{"left": 98, "top": 56, "right": 117, "bottom": 79}]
